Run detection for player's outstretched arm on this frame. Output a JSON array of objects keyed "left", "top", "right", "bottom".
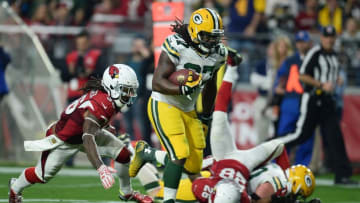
[
  {"left": 152, "top": 51, "right": 182, "bottom": 95},
  {"left": 82, "top": 111, "right": 114, "bottom": 189}
]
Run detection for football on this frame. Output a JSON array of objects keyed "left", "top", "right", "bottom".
[{"left": 168, "top": 69, "right": 200, "bottom": 85}]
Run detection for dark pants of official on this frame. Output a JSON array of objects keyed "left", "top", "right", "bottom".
[{"left": 282, "top": 92, "right": 352, "bottom": 180}]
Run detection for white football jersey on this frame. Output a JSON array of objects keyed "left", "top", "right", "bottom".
[
  {"left": 248, "top": 163, "right": 291, "bottom": 195},
  {"left": 151, "top": 34, "right": 227, "bottom": 112}
]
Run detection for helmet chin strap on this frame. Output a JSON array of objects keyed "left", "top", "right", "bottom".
[{"left": 114, "top": 99, "right": 125, "bottom": 108}]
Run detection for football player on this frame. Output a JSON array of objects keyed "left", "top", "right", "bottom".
[
  {"left": 129, "top": 8, "right": 229, "bottom": 203},
  {"left": 130, "top": 148, "right": 319, "bottom": 203},
  {"left": 8, "top": 64, "right": 152, "bottom": 203},
  {"left": 130, "top": 62, "right": 289, "bottom": 202}
]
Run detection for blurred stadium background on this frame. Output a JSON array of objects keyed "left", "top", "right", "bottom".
[{"left": 0, "top": 0, "right": 360, "bottom": 202}]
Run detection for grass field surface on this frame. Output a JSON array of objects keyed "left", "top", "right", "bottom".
[{"left": 0, "top": 166, "right": 359, "bottom": 203}]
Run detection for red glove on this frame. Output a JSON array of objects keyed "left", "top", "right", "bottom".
[{"left": 97, "top": 164, "right": 115, "bottom": 189}]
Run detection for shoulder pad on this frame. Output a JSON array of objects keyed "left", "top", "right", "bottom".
[{"left": 162, "top": 34, "right": 186, "bottom": 64}]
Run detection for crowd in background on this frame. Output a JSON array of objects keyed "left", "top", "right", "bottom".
[
  {"left": 1, "top": 0, "right": 360, "bottom": 169},
  {"left": 1, "top": 0, "right": 358, "bottom": 84}
]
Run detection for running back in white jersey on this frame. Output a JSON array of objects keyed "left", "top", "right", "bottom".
[
  {"left": 151, "top": 34, "right": 227, "bottom": 112},
  {"left": 248, "top": 163, "right": 291, "bottom": 196}
]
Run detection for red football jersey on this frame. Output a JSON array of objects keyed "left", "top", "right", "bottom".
[
  {"left": 192, "top": 159, "right": 251, "bottom": 203},
  {"left": 54, "top": 90, "right": 116, "bottom": 144}
]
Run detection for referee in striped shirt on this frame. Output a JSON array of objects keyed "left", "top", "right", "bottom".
[{"left": 278, "top": 26, "right": 357, "bottom": 185}]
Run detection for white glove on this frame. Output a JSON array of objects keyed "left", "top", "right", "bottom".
[
  {"left": 97, "top": 164, "right": 115, "bottom": 189},
  {"left": 107, "top": 166, "right": 117, "bottom": 174}
]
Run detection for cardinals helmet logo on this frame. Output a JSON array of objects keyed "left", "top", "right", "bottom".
[{"left": 109, "top": 66, "right": 119, "bottom": 79}]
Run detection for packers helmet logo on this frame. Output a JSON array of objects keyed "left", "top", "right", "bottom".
[
  {"left": 305, "top": 175, "right": 312, "bottom": 187},
  {"left": 109, "top": 65, "right": 119, "bottom": 79},
  {"left": 193, "top": 14, "right": 203, "bottom": 25}
]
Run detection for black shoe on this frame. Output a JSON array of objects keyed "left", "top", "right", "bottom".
[{"left": 335, "top": 177, "right": 359, "bottom": 185}]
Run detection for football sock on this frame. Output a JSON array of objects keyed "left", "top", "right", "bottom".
[
  {"left": 275, "top": 148, "right": 290, "bottom": 170},
  {"left": 115, "top": 147, "right": 131, "bottom": 164},
  {"left": 163, "top": 161, "right": 183, "bottom": 201},
  {"left": 143, "top": 146, "right": 156, "bottom": 162},
  {"left": 155, "top": 150, "right": 168, "bottom": 165},
  {"left": 137, "top": 164, "right": 160, "bottom": 194},
  {"left": 12, "top": 167, "right": 42, "bottom": 194},
  {"left": 223, "top": 65, "right": 238, "bottom": 83},
  {"left": 214, "top": 81, "right": 232, "bottom": 112},
  {"left": 115, "top": 163, "right": 132, "bottom": 195}
]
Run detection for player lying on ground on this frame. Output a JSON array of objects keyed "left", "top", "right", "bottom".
[
  {"left": 128, "top": 143, "right": 319, "bottom": 203},
  {"left": 8, "top": 64, "right": 152, "bottom": 203}
]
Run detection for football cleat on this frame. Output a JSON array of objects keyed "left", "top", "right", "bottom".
[
  {"left": 119, "top": 191, "right": 153, "bottom": 203},
  {"left": 129, "top": 141, "right": 149, "bottom": 177},
  {"left": 8, "top": 178, "right": 23, "bottom": 203}
]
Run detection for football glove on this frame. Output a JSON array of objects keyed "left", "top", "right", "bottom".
[
  {"left": 226, "top": 46, "right": 243, "bottom": 66},
  {"left": 180, "top": 72, "right": 202, "bottom": 95},
  {"left": 97, "top": 164, "right": 115, "bottom": 189}
]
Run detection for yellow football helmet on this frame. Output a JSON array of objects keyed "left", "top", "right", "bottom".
[
  {"left": 287, "top": 165, "right": 315, "bottom": 198},
  {"left": 188, "top": 8, "right": 224, "bottom": 53}
]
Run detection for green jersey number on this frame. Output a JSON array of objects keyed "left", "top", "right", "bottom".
[{"left": 184, "top": 63, "right": 216, "bottom": 78}]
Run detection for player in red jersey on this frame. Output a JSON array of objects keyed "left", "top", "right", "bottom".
[
  {"left": 8, "top": 64, "right": 153, "bottom": 203},
  {"left": 191, "top": 63, "right": 290, "bottom": 203}
]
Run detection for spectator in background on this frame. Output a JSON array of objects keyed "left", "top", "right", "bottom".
[
  {"left": 338, "top": 17, "right": 360, "bottom": 85},
  {"left": 192, "top": 0, "right": 225, "bottom": 17},
  {"left": 64, "top": 30, "right": 102, "bottom": 166},
  {"left": 251, "top": 36, "right": 293, "bottom": 144},
  {"left": 123, "top": 36, "right": 150, "bottom": 141},
  {"left": 222, "top": 0, "right": 266, "bottom": 82},
  {"left": 344, "top": 0, "right": 360, "bottom": 22},
  {"left": 295, "top": 0, "right": 319, "bottom": 33},
  {"left": 265, "top": 0, "right": 298, "bottom": 33},
  {"left": 250, "top": 42, "right": 276, "bottom": 144},
  {"left": 224, "top": 0, "right": 266, "bottom": 36},
  {"left": 341, "top": 17, "right": 360, "bottom": 41},
  {"left": 71, "top": 0, "right": 97, "bottom": 26},
  {"left": 52, "top": 1, "right": 72, "bottom": 26},
  {"left": 30, "top": 3, "right": 51, "bottom": 49},
  {"left": 274, "top": 31, "right": 314, "bottom": 166},
  {"left": 30, "top": 3, "right": 50, "bottom": 25},
  {"left": 318, "top": 0, "right": 343, "bottom": 34},
  {"left": 0, "top": 45, "right": 11, "bottom": 103},
  {"left": 48, "top": 1, "right": 73, "bottom": 77}
]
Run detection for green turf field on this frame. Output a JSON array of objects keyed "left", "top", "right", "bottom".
[{"left": 0, "top": 167, "right": 359, "bottom": 203}]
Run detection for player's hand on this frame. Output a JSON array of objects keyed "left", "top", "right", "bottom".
[
  {"left": 97, "top": 164, "right": 115, "bottom": 189},
  {"left": 321, "top": 82, "right": 333, "bottom": 92},
  {"left": 180, "top": 72, "right": 202, "bottom": 95},
  {"left": 227, "top": 46, "right": 243, "bottom": 66}
]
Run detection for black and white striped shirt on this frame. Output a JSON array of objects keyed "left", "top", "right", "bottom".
[{"left": 299, "top": 45, "right": 339, "bottom": 93}]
